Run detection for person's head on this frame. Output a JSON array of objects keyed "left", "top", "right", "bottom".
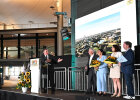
[
  {"left": 88, "top": 48, "right": 94, "bottom": 55},
  {"left": 43, "top": 49, "right": 49, "bottom": 55},
  {"left": 123, "top": 41, "right": 132, "bottom": 50},
  {"left": 97, "top": 49, "right": 105, "bottom": 56},
  {"left": 112, "top": 45, "right": 121, "bottom": 52}
]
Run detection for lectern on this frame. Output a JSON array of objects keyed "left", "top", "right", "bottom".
[{"left": 30, "top": 58, "right": 41, "bottom": 93}]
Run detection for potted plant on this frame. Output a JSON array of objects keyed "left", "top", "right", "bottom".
[{"left": 16, "top": 72, "right": 31, "bottom": 93}]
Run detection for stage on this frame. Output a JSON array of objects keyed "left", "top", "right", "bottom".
[{"left": 0, "top": 88, "right": 140, "bottom": 100}]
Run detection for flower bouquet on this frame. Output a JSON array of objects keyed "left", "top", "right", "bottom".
[
  {"left": 103, "top": 56, "right": 117, "bottom": 68},
  {"left": 16, "top": 72, "right": 31, "bottom": 92},
  {"left": 90, "top": 60, "right": 101, "bottom": 70}
]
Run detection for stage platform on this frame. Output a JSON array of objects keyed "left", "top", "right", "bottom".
[{"left": 0, "top": 88, "right": 140, "bottom": 100}]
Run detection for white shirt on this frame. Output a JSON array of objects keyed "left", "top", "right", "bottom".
[{"left": 89, "top": 54, "right": 94, "bottom": 68}]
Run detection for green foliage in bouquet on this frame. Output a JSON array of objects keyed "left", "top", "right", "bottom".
[
  {"left": 105, "top": 56, "right": 117, "bottom": 62},
  {"left": 16, "top": 72, "right": 31, "bottom": 89}
]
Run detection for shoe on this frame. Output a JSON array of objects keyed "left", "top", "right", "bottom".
[
  {"left": 51, "top": 89, "right": 55, "bottom": 94},
  {"left": 85, "top": 91, "right": 92, "bottom": 95},
  {"left": 98, "top": 92, "right": 102, "bottom": 96},
  {"left": 123, "top": 95, "right": 135, "bottom": 99},
  {"left": 93, "top": 91, "right": 97, "bottom": 95},
  {"left": 51, "top": 87, "right": 55, "bottom": 94},
  {"left": 51, "top": 90, "right": 55, "bottom": 94},
  {"left": 41, "top": 89, "right": 47, "bottom": 93},
  {"left": 102, "top": 92, "right": 106, "bottom": 96},
  {"left": 111, "top": 93, "right": 117, "bottom": 97},
  {"left": 116, "top": 93, "right": 121, "bottom": 97}
]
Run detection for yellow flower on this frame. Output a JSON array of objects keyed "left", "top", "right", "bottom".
[
  {"left": 90, "top": 60, "right": 101, "bottom": 68},
  {"left": 19, "top": 82, "right": 22, "bottom": 84},
  {"left": 111, "top": 57, "right": 116, "bottom": 60},
  {"left": 24, "top": 75, "right": 27, "bottom": 79},
  {"left": 16, "top": 71, "right": 31, "bottom": 89},
  {"left": 26, "top": 79, "right": 30, "bottom": 83},
  {"left": 103, "top": 56, "right": 117, "bottom": 66},
  {"left": 26, "top": 72, "right": 30, "bottom": 76},
  {"left": 22, "top": 83, "right": 25, "bottom": 86}
]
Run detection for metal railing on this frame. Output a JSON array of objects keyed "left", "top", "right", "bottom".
[
  {"left": 48, "top": 67, "right": 67, "bottom": 90},
  {"left": 107, "top": 69, "right": 140, "bottom": 96},
  {"left": 67, "top": 66, "right": 140, "bottom": 96},
  {"left": 50, "top": 66, "right": 140, "bottom": 96},
  {"left": 68, "top": 67, "right": 87, "bottom": 91}
]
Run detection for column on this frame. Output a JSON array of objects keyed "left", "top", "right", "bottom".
[{"left": 57, "top": 0, "right": 63, "bottom": 56}]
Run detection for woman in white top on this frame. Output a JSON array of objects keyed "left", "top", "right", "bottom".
[{"left": 109, "top": 45, "right": 122, "bottom": 97}]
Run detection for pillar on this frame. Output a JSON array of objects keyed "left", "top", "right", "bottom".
[{"left": 57, "top": 0, "right": 63, "bottom": 56}]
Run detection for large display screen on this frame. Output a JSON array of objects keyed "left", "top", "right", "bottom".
[{"left": 75, "top": 0, "right": 137, "bottom": 57}]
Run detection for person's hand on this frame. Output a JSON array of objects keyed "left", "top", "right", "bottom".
[
  {"left": 95, "top": 67, "right": 99, "bottom": 70},
  {"left": 85, "top": 66, "right": 87, "bottom": 70},
  {"left": 108, "top": 64, "right": 113, "bottom": 67},
  {"left": 46, "top": 59, "right": 51, "bottom": 62},
  {"left": 58, "top": 58, "right": 63, "bottom": 62},
  {"left": 118, "top": 62, "right": 121, "bottom": 66}
]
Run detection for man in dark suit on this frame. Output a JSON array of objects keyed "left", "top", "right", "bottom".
[
  {"left": 120, "top": 41, "right": 135, "bottom": 99},
  {"left": 85, "top": 48, "right": 98, "bottom": 95},
  {"left": 41, "top": 49, "right": 63, "bottom": 94}
]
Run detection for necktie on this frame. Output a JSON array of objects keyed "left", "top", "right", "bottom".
[{"left": 47, "top": 55, "right": 49, "bottom": 59}]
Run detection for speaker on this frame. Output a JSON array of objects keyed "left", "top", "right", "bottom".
[
  {"left": 134, "top": 45, "right": 140, "bottom": 64},
  {"left": 61, "top": 28, "right": 70, "bottom": 40},
  {"left": 75, "top": 96, "right": 95, "bottom": 100}
]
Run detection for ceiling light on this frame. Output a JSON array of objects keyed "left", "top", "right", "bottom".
[
  {"left": 14, "top": 34, "right": 26, "bottom": 36},
  {"left": 28, "top": 21, "right": 34, "bottom": 24},
  {"left": 50, "top": 6, "right": 55, "bottom": 9},
  {"left": 50, "top": 22, "right": 57, "bottom": 25}
]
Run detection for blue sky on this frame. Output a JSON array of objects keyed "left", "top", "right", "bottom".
[{"left": 76, "top": 12, "right": 120, "bottom": 40}]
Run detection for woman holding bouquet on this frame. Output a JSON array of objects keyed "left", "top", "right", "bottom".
[
  {"left": 95, "top": 49, "right": 108, "bottom": 96},
  {"left": 109, "top": 45, "right": 122, "bottom": 97}
]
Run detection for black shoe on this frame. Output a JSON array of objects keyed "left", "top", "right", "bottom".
[
  {"left": 98, "top": 92, "right": 102, "bottom": 96},
  {"left": 93, "top": 91, "right": 97, "bottom": 95},
  {"left": 102, "top": 93, "right": 106, "bottom": 96},
  {"left": 51, "top": 90, "right": 55, "bottom": 94},
  {"left": 41, "top": 89, "right": 47, "bottom": 93},
  {"left": 85, "top": 91, "right": 92, "bottom": 95},
  {"left": 51, "top": 87, "right": 55, "bottom": 94}
]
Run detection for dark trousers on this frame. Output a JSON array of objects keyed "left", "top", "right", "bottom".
[
  {"left": 87, "top": 68, "right": 96, "bottom": 93},
  {"left": 0, "top": 75, "right": 1, "bottom": 89},
  {"left": 48, "top": 68, "right": 55, "bottom": 92},
  {"left": 124, "top": 73, "right": 134, "bottom": 96},
  {"left": 41, "top": 67, "right": 47, "bottom": 93}
]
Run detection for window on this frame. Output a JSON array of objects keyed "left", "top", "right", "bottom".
[
  {"left": 3, "top": 40, "right": 18, "bottom": 59},
  {"left": 21, "top": 39, "right": 36, "bottom": 59},
  {"left": 39, "top": 38, "right": 55, "bottom": 57}
]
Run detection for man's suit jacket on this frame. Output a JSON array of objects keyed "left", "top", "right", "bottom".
[
  {"left": 86, "top": 54, "right": 98, "bottom": 75},
  {"left": 40, "top": 54, "right": 57, "bottom": 70},
  {"left": 121, "top": 49, "right": 135, "bottom": 74}
]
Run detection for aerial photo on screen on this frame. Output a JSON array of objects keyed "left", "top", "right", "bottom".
[{"left": 75, "top": 12, "right": 121, "bottom": 57}]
